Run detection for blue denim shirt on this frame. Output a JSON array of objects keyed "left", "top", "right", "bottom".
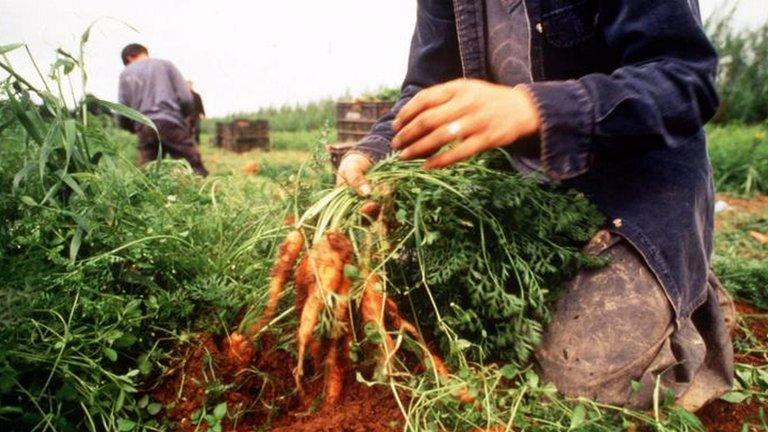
[{"left": 353, "top": 0, "right": 719, "bottom": 321}]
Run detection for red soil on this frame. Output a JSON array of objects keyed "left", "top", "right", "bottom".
[
  {"left": 698, "top": 301, "right": 767, "bottom": 431},
  {"left": 150, "top": 298, "right": 765, "bottom": 431},
  {"left": 697, "top": 400, "right": 765, "bottom": 432},
  {"left": 269, "top": 376, "right": 404, "bottom": 432},
  {"left": 150, "top": 331, "right": 404, "bottom": 431}
]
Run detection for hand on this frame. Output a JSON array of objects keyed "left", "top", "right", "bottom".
[
  {"left": 391, "top": 79, "right": 541, "bottom": 169},
  {"left": 336, "top": 152, "right": 373, "bottom": 197}
]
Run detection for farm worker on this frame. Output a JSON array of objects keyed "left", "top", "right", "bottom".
[
  {"left": 187, "top": 80, "right": 206, "bottom": 145},
  {"left": 337, "top": 0, "right": 734, "bottom": 411},
  {"left": 117, "top": 43, "right": 209, "bottom": 176}
]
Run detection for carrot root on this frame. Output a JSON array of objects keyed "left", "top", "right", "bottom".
[{"left": 247, "top": 230, "right": 304, "bottom": 337}]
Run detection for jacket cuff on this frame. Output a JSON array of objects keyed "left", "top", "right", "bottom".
[
  {"left": 353, "top": 134, "right": 392, "bottom": 163},
  {"left": 521, "top": 80, "right": 595, "bottom": 181}
]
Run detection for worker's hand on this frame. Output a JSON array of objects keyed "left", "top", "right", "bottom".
[
  {"left": 391, "top": 79, "right": 541, "bottom": 169},
  {"left": 336, "top": 152, "right": 373, "bottom": 197}
]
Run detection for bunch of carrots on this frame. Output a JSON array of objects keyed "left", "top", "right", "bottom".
[{"left": 235, "top": 191, "right": 471, "bottom": 407}]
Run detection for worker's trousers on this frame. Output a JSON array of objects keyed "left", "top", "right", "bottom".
[
  {"left": 137, "top": 120, "right": 209, "bottom": 177},
  {"left": 535, "top": 230, "right": 734, "bottom": 411}
]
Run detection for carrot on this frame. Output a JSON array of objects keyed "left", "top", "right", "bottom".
[
  {"left": 383, "top": 296, "right": 476, "bottom": 405},
  {"left": 360, "top": 272, "right": 396, "bottom": 369},
  {"left": 223, "top": 331, "right": 254, "bottom": 371},
  {"left": 294, "top": 232, "right": 351, "bottom": 394},
  {"left": 247, "top": 229, "right": 304, "bottom": 336},
  {"left": 321, "top": 233, "right": 354, "bottom": 405},
  {"left": 428, "top": 348, "right": 476, "bottom": 404}
]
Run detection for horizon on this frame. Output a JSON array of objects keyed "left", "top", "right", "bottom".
[{"left": 2, "top": 0, "right": 766, "bottom": 117}]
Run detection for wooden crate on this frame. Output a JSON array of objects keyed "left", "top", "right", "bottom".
[
  {"left": 214, "top": 119, "right": 270, "bottom": 152},
  {"left": 336, "top": 101, "right": 394, "bottom": 143}
]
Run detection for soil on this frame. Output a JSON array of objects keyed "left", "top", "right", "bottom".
[
  {"left": 717, "top": 194, "right": 768, "bottom": 217},
  {"left": 696, "top": 400, "right": 765, "bottom": 432},
  {"left": 150, "top": 283, "right": 766, "bottom": 431},
  {"left": 269, "top": 377, "right": 404, "bottom": 432},
  {"left": 151, "top": 331, "right": 404, "bottom": 432},
  {"left": 715, "top": 194, "right": 768, "bottom": 231},
  {"left": 697, "top": 300, "right": 767, "bottom": 431}
]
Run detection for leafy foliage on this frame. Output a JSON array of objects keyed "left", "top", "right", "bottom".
[
  {"left": 707, "top": 12, "right": 768, "bottom": 124},
  {"left": 713, "top": 213, "right": 768, "bottom": 308},
  {"left": 707, "top": 124, "right": 768, "bottom": 195},
  {"left": 372, "top": 158, "right": 605, "bottom": 362},
  {"left": 0, "top": 37, "right": 287, "bottom": 431}
]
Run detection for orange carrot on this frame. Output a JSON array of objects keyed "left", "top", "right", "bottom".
[
  {"left": 360, "top": 272, "right": 396, "bottom": 368},
  {"left": 383, "top": 296, "right": 476, "bottom": 405},
  {"left": 321, "top": 233, "right": 354, "bottom": 405},
  {"left": 294, "top": 232, "right": 349, "bottom": 393},
  {"left": 247, "top": 230, "right": 304, "bottom": 336}
]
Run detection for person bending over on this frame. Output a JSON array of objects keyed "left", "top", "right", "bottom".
[{"left": 117, "top": 43, "right": 208, "bottom": 176}]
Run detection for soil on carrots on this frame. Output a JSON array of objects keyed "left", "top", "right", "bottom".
[
  {"left": 698, "top": 300, "right": 767, "bottom": 431},
  {"left": 150, "top": 331, "right": 404, "bottom": 432}
]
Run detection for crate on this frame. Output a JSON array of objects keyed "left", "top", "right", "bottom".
[
  {"left": 214, "top": 119, "right": 270, "bottom": 152},
  {"left": 336, "top": 101, "right": 394, "bottom": 143}
]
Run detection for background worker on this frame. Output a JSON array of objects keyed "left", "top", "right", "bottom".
[
  {"left": 187, "top": 80, "right": 206, "bottom": 145},
  {"left": 336, "top": 0, "right": 734, "bottom": 411},
  {"left": 117, "top": 43, "right": 209, "bottom": 176}
]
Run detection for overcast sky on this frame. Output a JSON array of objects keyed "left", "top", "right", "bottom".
[{"left": 1, "top": 0, "right": 765, "bottom": 116}]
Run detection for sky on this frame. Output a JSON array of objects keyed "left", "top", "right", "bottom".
[{"left": 1, "top": 0, "right": 766, "bottom": 116}]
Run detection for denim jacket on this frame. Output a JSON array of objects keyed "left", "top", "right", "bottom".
[{"left": 354, "top": 0, "right": 719, "bottom": 321}]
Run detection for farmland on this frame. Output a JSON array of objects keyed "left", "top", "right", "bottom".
[{"left": 2, "top": 22, "right": 768, "bottom": 432}]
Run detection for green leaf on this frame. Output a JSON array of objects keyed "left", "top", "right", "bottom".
[
  {"left": 525, "top": 370, "right": 539, "bottom": 388},
  {"left": 59, "top": 172, "right": 86, "bottom": 198},
  {"left": 670, "top": 407, "right": 704, "bottom": 429},
  {"left": 69, "top": 225, "right": 84, "bottom": 262},
  {"left": 93, "top": 98, "right": 156, "bottom": 132},
  {"left": 569, "top": 404, "right": 586, "bottom": 430},
  {"left": 213, "top": 402, "right": 227, "bottom": 420},
  {"left": 13, "top": 162, "right": 37, "bottom": 192},
  {"left": 137, "top": 395, "right": 150, "bottom": 409},
  {"left": 117, "top": 419, "right": 136, "bottom": 431},
  {"left": 363, "top": 323, "right": 384, "bottom": 344},
  {"left": 62, "top": 119, "right": 77, "bottom": 166},
  {"left": 721, "top": 391, "right": 751, "bottom": 404},
  {"left": 0, "top": 43, "right": 24, "bottom": 55},
  {"left": 114, "top": 333, "right": 138, "bottom": 348},
  {"left": 343, "top": 264, "right": 360, "bottom": 280},
  {"left": 20, "top": 195, "right": 37, "bottom": 206},
  {"left": 138, "top": 354, "right": 152, "bottom": 375},
  {"left": 499, "top": 364, "right": 519, "bottom": 379},
  {"left": 102, "top": 347, "right": 118, "bottom": 362},
  {"left": 453, "top": 338, "right": 472, "bottom": 352},
  {"left": 147, "top": 402, "right": 163, "bottom": 415},
  {"left": 115, "top": 389, "right": 125, "bottom": 412}
]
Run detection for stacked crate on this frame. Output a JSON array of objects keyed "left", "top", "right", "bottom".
[
  {"left": 214, "top": 119, "right": 270, "bottom": 152},
  {"left": 336, "top": 101, "right": 394, "bottom": 143}
]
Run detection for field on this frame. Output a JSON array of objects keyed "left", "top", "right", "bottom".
[{"left": 1, "top": 35, "right": 768, "bottom": 432}]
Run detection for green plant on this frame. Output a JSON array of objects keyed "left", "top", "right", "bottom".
[
  {"left": 0, "top": 35, "right": 289, "bottom": 431},
  {"left": 707, "top": 11, "right": 768, "bottom": 124},
  {"left": 191, "top": 402, "right": 228, "bottom": 432},
  {"left": 707, "top": 124, "right": 768, "bottom": 195}
]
